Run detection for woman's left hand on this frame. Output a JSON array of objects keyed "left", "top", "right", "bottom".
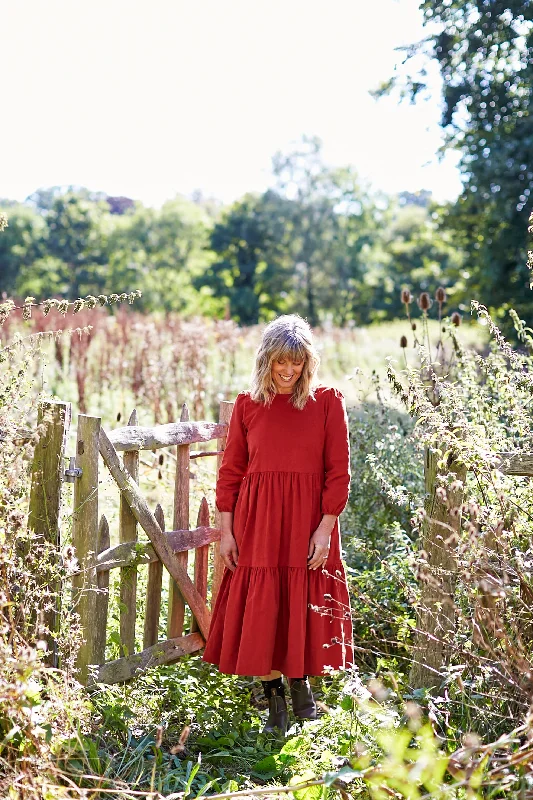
[{"left": 307, "top": 526, "right": 332, "bottom": 570}]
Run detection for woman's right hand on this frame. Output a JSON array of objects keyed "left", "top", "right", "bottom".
[{"left": 220, "top": 532, "right": 239, "bottom": 572}]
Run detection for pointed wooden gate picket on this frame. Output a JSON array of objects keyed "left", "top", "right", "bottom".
[{"left": 70, "top": 401, "right": 234, "bottom": 685}]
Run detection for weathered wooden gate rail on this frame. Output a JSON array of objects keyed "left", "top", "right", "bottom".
[
  {"left": 410, "top": 448, "right": 533, "bottom": 690},
  {"left": 27, "top": 399, "right": 234, "bottom": 686}
]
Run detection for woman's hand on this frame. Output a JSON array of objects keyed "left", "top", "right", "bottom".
[
  {"left": 307, "top": 515, "right": 336, "bottom": 570},
  {"left": 220, "top": 531, "right": 239, "bottom": 572}
]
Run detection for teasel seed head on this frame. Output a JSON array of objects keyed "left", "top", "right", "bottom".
[
  {"left": 401, "top": 288, "right": 413, "bottom": 305},
  {"left": 418, "top": 292, "right": 431, "bottom": 312},
  {"left": 451, "top": 311, "right": 462, "bottom": 327},
  {"left": 435, "top": 286, "right": 446, "bottom": 304},
  {"left": 411, "top": 322, "right": 417, "bottom": 331},
  {"left": 400, "top": 335, "right": 408, "bottom": 349}
]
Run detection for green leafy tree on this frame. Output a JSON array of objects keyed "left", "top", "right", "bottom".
[
  {"left": 363, "top": 198, "right": 464, "bottom": 322},
  {"left": 0, "top": 205, "right": 45, "bottom": 295},
  {"left": 380, "top": 2, "right": 533, "bottom": 320},
  {"left": 272, "top": 136, "right": 377, "bottom": 326},
  {"left": 16, "top": 192, "right": 110, "bottom": 299},
  {"left": 108, "top": 195, "right": 215, "bottom": 314},
  {"left": 196, "top": 191, "right": 294, "bottom": 324}
]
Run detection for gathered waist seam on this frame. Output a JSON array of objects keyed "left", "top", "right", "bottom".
[{"left": 244, "top": 470, "right": 323, "bottom": 477}]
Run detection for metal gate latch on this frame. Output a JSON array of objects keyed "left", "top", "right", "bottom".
[{"left": 64, "top": 456, "right": 83, "bottom": 482}]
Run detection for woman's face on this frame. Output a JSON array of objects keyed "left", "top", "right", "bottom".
[{"left": 271, "top": 355, "right": 305, "bottom": 394}]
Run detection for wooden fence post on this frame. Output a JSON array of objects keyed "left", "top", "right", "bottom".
[
  {"left": 143, "top": 504, "right": 165, "bottom": 649},
  {"left": 409, "top": 447, "right": 466, "bottom": 690},
  {"left": 211, "top": 400, "right": 233, "bottom": 609},
  {"left": 72, "top": 414, "right": 101, "bottom": 685},
  {"left": 168, "top": 404, "right": 190, "bottom": 637},
  {"left": 28, "top": 400, "right": 71, "bottom": 666},
  {"left": 119, "top": 409, "right": 139, "bottom": 656},
  {"left": 93, "top": 515, "right": 110, "bottom": 665}
]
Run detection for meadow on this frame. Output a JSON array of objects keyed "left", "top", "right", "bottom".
[{"left": 11, "top": 300, "right": 528, "bottom": 800}]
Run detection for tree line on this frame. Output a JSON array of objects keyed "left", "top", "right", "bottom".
[{"left": 0, "top": 139, "right": 464, "bottom": 326}]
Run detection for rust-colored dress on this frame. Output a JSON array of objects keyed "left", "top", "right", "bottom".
[{"left": 202, "top": 385, "right": 354, "bottom": 678}]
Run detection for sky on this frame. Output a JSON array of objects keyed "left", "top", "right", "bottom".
[{"left": 0, "top": 0, "right": 463, "bottom": 208}]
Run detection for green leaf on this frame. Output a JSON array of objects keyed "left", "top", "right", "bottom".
[
  {"left": 290, "top": 771, "right": 326, "bottom": 800},
  {"left": 340, "top": 695, "right": 354, "bottom": 711},
  {"left": 253, "top": 755, "right": 281, "bottom": 774},
  {"left": 221, "top": 780, "right": 239, "bottom": 793},
  {"left": 323, "top": 766, "right": 363, "bottom": 786}
]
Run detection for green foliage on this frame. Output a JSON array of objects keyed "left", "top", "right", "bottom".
[
  {"left": 0, "top": 204, "right": 45, "bottom": 295},
  {"left": 197, "top": 190, "right": 294, "bottom": 324},
  {"left": 342, "top": 379, "right": 421, "bottom": 670},
  {"left": 0, "top": 143, "right": 466, "bottom": 325},
  {"left": 381, "top": 2, "right": 533, "bottom": 324}
]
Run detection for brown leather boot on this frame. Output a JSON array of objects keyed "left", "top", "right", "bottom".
[
  {"left": 262, "top": 688, "right": 289, "bottom": 735},
  {"left": 289, "top": 678, "right": 317, "bottom": 720}
]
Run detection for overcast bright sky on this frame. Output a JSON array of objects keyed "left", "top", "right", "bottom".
[{"left": 0, "top": 0, "right": 463, "bottom": 207}]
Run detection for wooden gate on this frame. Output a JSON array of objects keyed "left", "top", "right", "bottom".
[{"left": 30, "top": 399, "right": 234, "bottom": 686}]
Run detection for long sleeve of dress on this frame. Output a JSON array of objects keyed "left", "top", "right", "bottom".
[
  {"left": 215, "top": 393, "right": 249, "bottom": 513},
  {"left": 321, "top": 388, "right": 351, "bottom": 516}
]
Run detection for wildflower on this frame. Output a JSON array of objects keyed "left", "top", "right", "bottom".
[
  {"left": 451, "top": 311, "right": 462, "bottom": 326},
  {"left": 401, "top": 289, "right": 412, "bottom": 305},
  {"left": 23, "top": 297, "right": 35, "bottom": 320},
  {"left": 400, "top": 335, "right": 408, "bottom": 349}
]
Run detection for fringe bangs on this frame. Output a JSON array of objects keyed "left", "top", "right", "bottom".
[{"left": 249, "top": 315, "right": 320, "bottom": 410}]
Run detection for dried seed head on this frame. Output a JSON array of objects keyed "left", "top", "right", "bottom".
[
  {"left": 435, "top": 286, "right": 447, "bottom": 304},
  {"left": 117, "top": 412, "right": 122, "bottom": 422},
  {"left": 451, "top": 311, "right": 462, "bottom": 326},
  {"left": 401, "top": 289, "right": 413, "bottom": 305},
  {"left": 159, "top": 453, "right": 164, "bottom": 466},
  {"left": 400, "top": 335, "right": 408, "bottom": 349},
  {"left": 411, "top": 322, "right": 417, "bottom": 331},
  {"left": 418, "top": 292, "right": 431, "bottom": 311}
]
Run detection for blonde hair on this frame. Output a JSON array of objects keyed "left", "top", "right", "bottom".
[{"left": 250, "top": 315, "right": 320, "bottom": 410}]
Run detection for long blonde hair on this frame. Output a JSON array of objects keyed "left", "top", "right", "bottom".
[{"left": 250, "top": 315, "right": 320, "bottom": 410}]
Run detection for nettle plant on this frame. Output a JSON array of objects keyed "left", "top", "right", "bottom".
[{"left": 389, "top": 287, "right": 533, "bottom": 734}]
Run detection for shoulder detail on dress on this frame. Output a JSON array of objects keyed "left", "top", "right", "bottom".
[
  {"left": 314, "top": 385, "right": 345, "bottom": 401},
  {"left": 234, "top": 390, "right": 251, "bottom": 402}
]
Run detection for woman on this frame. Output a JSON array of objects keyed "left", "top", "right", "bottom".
[{"left": 202, "top": 314, "right": 353, "bottom": 734}]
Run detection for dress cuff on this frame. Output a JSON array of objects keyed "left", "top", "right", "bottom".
[{"left": 215, "top": 501, "right": 235, "bottom": 513}]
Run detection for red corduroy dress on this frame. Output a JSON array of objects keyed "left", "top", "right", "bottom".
[{"left": 202, "top": 385, "right": 354, "bottom": 678}]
